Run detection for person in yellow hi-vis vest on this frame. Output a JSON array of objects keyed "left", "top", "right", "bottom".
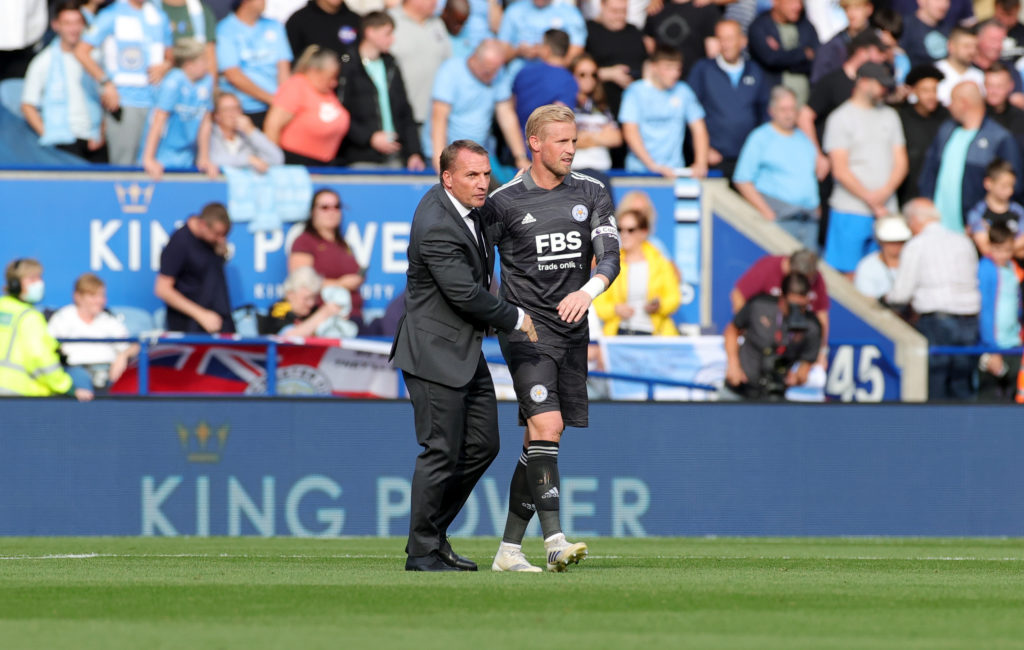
[{"left": 0, "top": 259, "right": 93, "bottom": 401}]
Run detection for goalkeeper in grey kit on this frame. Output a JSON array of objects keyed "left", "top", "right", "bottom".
[{"left": 482, "top": 105, "right": 621, "bottom": 572}]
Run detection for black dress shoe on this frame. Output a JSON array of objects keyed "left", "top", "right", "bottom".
[
  {"left": 405, "top": 551, "right": 461, "bottom": 572},
  {"left": 438, "top": 538, "right": 478, "bottom": 571}
]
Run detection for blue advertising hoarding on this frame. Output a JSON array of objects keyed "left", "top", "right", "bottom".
[
  {"left": 0, "top": 173, "right": 682, "bottom": 323},
  {"left": 3, "top": 399, "right": 1024, "bottom": 537}
]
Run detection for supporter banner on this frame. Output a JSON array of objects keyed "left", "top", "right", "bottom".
[
  {"left": 3, "top": 400, "right": 1024, "bottom": 537},
  {"left": 0, "top": 173, "right": 681, "bottom": 324},
  {"left": 109, "top": 338, "right": 398, "bottom": 397}
]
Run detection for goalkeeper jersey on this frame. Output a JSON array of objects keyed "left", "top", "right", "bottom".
[{"left": 483, "top": 168, "right": 621, "bottom": 346}]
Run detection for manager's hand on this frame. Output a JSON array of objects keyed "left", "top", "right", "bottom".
[{"left": 520, "top": 313, "right": 538, "bottom": 342}]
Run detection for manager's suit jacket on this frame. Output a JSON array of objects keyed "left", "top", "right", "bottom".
[{"left": 390, "top": 184, "right": 519, "bottom": 388}]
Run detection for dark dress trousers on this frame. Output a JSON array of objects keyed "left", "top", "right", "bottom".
[{"left": 390, "top": 183, "right": 519, "bottom": 558}]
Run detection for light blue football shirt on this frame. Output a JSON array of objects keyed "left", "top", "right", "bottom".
[
  {"left": 141, "top": 67, "right": 214, "bottom": 167},
  {"left": 425, "top": 56, "right": 512, "bottom": 157},
  {"left": 733, "top": 123, "right": 819, "bottom": 210},
  {"left": 216, "top": 13, "right": 292, "bottom": 114},
  {"left": 84, "top": 0, "right": 173, "bottom": 108},
  {"left": 618, "top": 79, "right": 705, "bottom": 172},
  {"left": 497, "top": 1, "right": 587, "bottom": 48}
]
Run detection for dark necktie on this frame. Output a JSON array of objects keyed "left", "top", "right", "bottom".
[{"left": 468, "top": 208, "right": 490, "bottom": 286}]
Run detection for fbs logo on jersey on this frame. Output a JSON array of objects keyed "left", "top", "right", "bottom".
[
  {"left": 522, "top": 213, "right": 536, "bottom": 225},
  {"left": 571, "top": 204, "right": 589, "bottom": 222},
  {"left": 530, "top": 384, "right": 548, "bottom": 403}
]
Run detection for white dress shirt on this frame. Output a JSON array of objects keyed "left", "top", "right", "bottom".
[{"left": 444, "top": 188, "right": 525, "bottom": 329}]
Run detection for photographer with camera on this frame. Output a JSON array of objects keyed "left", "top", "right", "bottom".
[{"left": 723, "top": 272, "right": 823, "bottom": 400}]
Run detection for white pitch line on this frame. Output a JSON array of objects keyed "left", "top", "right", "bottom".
[{"left": 1, "top": 553, "right": 1023, "bottom": 562}]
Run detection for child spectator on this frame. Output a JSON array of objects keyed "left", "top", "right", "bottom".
[
  {"left": 141, "top": 38, "right": 215, "bottom": 180},
  {"left": 48, "top": 273, "right": 136, "bottom": 390},
  {"left": 161, "top": 0, "right": 219, "bottom": 81},
  {"left": 966, "top": 159, "right": 1024, "bottom": 258},
  {"left": 977, "top": 222, "right": 1023, "bottom": 400},
  {"left": 337, "top": 11, "right": 426, "bottom": 170},
  {"left": 619, "top": 44, "right": 708, "bottom": 178}
]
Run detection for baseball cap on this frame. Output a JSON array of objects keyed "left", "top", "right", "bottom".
[
  {"left": 875, "top": 217, "right": 912, "bottom": 242},
  {"left": 857, "top": 62, "right": 895, "bottom": 88}
]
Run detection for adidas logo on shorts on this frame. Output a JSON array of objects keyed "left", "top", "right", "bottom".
[{"left": 541, "top": 487, "right": 559, "bottom": 499}]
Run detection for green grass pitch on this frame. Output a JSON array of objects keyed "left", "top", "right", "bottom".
[{"left": 2, "top": 537, "right": 1023, "bottom": 650}]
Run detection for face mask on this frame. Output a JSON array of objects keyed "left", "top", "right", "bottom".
[{"left": 23, "top": 280, "right": 45, "bottom": 304}]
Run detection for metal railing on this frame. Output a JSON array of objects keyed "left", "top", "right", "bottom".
[{"left": 60, "top": 334, "right": 718, "bottom": 399}]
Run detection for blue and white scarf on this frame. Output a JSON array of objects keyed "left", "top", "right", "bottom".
[{"left": 40, "top": 39, "right": 102, "bottom": 146}]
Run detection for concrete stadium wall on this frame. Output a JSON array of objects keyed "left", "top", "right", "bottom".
[{"left": 2, "top": 399, "right": 1021, "bottom": 537}]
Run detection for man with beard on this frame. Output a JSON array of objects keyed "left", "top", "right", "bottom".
[{"left": 821, "top": 62, "right": 907, "bottom": 276}]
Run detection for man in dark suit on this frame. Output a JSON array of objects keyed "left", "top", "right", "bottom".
[{"left": 390, "top": 139, "right": 538, "bottom": 572}]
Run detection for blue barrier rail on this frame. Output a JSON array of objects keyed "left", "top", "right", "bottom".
[{"left": 60, "top": 335, "right": 717, "bottom": 399}]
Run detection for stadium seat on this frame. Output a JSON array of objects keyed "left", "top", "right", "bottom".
[
  {"left": 0, "top": 79, "right": 23, "bottom": 116},
  {"left": 109, "top": 305, "right": 156, "bottom": 336}
]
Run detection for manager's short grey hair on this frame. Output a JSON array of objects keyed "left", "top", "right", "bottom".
[
  {"left": 282, "top": 266, "right": 323, "bottom": 295},
  {"left": 769, "top": 85, "right": 798, "bottom": 110}
]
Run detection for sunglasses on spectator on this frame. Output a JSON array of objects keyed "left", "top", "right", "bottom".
[{"left": 316, "top": 203, "right": 341, "bottom": 210}]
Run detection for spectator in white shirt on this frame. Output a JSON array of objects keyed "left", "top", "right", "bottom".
[
  {"left": 936, "top": 26, "right": 984, "bottom": 106},
  {"left": 48, "top": 273, "right": 137, "bottom": 390},
  {"left": 886, "top": 198, "right": 980, "bottom": 401}
]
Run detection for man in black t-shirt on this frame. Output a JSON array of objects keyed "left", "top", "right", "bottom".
[
  {"left": 154, "top": 202, "right": 236, "bottom": 334},
  {"left": 585, "top": 0, "right": 647, "bottom": 118},
  {"left": 897, "top": 64, "right": 949, "bottom": 204},
  {"left": 723, "top": 272, "right": 822, "bottom": 400},
  {"left": 484, "top": 105, "right": 619, "bottom": 573},
  {"left": 643, "top": 0, "right": 721, "bottom": 79},
  {"left": 995, "top": 0, "right": 1024, "bottom": 63},
  {"left": 285, "top": 0, "right": 361, "bottom": 63}
]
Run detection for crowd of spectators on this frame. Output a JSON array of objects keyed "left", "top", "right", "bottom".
[
  {"left": 3, "top": 0, "right": 1022, "bottom": 185},
  {"left": 6, "top": 0, "right": 1024, "bottom": 402}
]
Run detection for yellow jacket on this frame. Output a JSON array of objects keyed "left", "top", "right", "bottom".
[
  {"left": 593, "top": 241, "right": 682, "bottom": 337},
  {"left": 0, "top": 295, "right": 72, "bottom": 396}
]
